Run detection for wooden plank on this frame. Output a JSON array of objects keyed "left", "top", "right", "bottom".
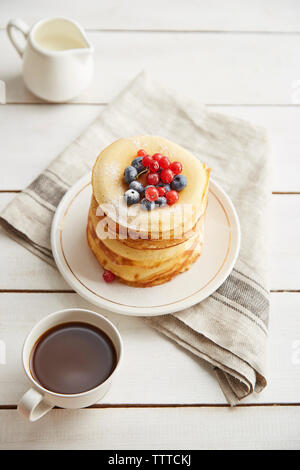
[
  {"left": 0, "top": 104, "right": 102, "bottom": 189},
  {"left": 0, "top": 228, "right": 69, "bottom": 290},
  {"left": 1, "top": 105, "right": 300, "bottom": 191},
  {"left": 0, "top": 192, "right": 69, "bottom": 290},
  {"left": 213, "top": 106, "right": 300, "bottom": 193},
  {"left": 1, "top": 31, "right": 300, "bottom": 104},
  {"left": 0, "top": 292, "right": 299, "bottom": 406},
  {"left": 1, "top": 0, "right": 300, "bottom": 32},
  {"left": 1, "top": 193, "right": 299, "bottom": 290},
  {"left": 1, "top": 406, "right": 300, "bottom": 449},
  {"left": 270, "top": 195, "right": 300, "bottom": 290}
]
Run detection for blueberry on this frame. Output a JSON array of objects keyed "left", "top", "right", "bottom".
[
  {"left": 157, "top": 182, "right": 171, "bottom": 193},
  {"left": 129, "top": 180, "right": 144, "bottom": 194},
  {"left": 155, "top": 196, "right": 167, "bottom": 207},
  {"left": 171, "top": 174, "right": 187, "bottom": 192},
  {"left": 140, "top": 198, "right": 155, "bottom": 211},
  {"left": 124, "top": 166, "right": 137, "bottom": 184},
  {"left": 124, "top": 189, "right": 140, "bottom": 206},
  {"left": 131, "top": 157, "right": 146, "bottom": 174}
]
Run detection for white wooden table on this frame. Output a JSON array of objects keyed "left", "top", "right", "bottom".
[{"left": 1, "top": 0, "right": 300, "bottom": 450}]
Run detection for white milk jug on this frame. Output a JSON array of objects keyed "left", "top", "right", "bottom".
[{"left": 7, "top": 17, "right": 94, "bottom": 102}]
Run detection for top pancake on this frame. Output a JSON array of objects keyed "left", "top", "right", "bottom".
[{"left": 92, "top": 136, "right": 210, "bottom": 236}]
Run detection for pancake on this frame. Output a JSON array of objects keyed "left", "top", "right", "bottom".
[
  {"left": 88, "top": 136, "right": 210, "bottom": 287},
  {"left": 92, "top": 136, "right": 210, "bottom": 237},
  {"left": 89, "top": 194, "right": 207, "bottom": 250},
  {"left": 87, "top": 219, "right": 202, "bottom": 287}
]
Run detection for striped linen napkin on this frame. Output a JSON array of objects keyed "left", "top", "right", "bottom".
[{"left": 0, "top": 73, "right": 270, "bottom": 404}]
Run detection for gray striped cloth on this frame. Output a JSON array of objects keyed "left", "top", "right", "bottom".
[{"left": 0, "top": 73, "right": 270, "bottom": 404}]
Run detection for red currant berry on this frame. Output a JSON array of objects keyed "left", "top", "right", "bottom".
[
  {"left": 142, "top": 154, "right": 153, "bottom": 167},
  {"left": 149, "top": 160, "right": 160, "bottom": 172},
  {"left": 160, "top": 168, "right": 174, "bottom": 184},
  {"left": 145, "top": 187, "right": 159, "bottom": 202},
  {"left": 103, "top": 270, "right": 115, "bottom": 283},
  {"left": 160, "top": 156, "right": 171, "bottom": 169},
  {"left": 147, "top": 172, "right": 160, "bottom": 185},
  {"left": 137, "top": 149, "right": 147, "bottom": 157},
  {"left": 166, "top": 190, "right": 179, "bottom": 205},
  {"left": 157, "top": 186, "right": 166, "bottom": 197},
  {"left": 170, "top": 161, "right": 183, "bottom": 175},
  {"left": 152, "top": 153, "right": 163, "bottom": 164}
]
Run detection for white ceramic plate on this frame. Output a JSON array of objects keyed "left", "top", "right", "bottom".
[{"left": 51, "top": 173, "right": 240, "bottom": 316}]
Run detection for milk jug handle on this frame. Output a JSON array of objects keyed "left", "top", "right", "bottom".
[{"left": 6, "top": 18, "right": 30, "bottom": 57}]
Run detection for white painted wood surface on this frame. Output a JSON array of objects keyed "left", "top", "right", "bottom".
[
  {"left": 1, "top": 30, "right": 299, "bottom": 104},
  {"left": 0, "top": 0, "right": 299, "bottom": 450},
  {"left": 0, "top": 193, "right": 299, "bottom": 290},
  {"left": 1, "top": 105, "right": 300, "bottom": 191},
  {"left": 0, "top": 292, "right": 299, "bottom": 406},
  {"left": 1, "top": 0, "right": 300, "bottom": 32},
  {"left": 1, "top": 407, "right": 300, "bottom": 450}
]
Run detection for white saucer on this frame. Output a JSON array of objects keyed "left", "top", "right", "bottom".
[{"left": 51, "top": 173, "right": 240, "bottom": 316}]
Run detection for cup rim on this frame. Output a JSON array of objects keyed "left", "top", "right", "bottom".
[{"left": 22, "top": 308, "right": 123, "bottom": 399}]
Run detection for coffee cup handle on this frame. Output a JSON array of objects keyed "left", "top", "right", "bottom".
[
  {"left": 18, "top": 388, "right": 54, "bottom": 422},
  {"left": 6, "top": 18, "right": 30, "bottom": 57}
]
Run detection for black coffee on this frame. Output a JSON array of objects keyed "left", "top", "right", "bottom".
[{"left": 30, "top": 322, "right": 117, "bottom": 394}]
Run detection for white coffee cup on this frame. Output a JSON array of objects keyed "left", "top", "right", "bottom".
[{"left": 18, "top": 308, "right": 122, "bottom": 422}]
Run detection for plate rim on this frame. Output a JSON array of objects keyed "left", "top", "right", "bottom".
[{"left": 51, "top": 173, "right": 241, "bottom": 316}]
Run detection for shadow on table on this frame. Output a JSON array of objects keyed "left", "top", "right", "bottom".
[{"left": 1, "top": 73, "right": 40, "bottom": 103}]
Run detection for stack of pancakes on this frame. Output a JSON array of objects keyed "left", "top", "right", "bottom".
[{"left": 87, "top": 136, "right": 210, "bottom": 287}]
